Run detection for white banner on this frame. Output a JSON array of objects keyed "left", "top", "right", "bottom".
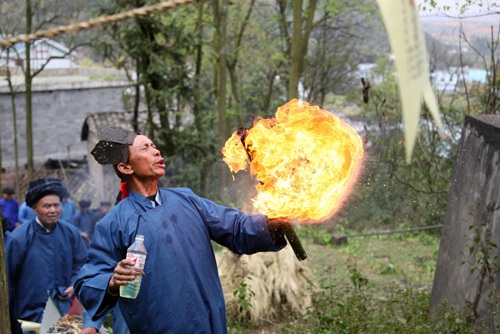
[{"left": 376, "top": 0, "right": 442, "bottom": 163}]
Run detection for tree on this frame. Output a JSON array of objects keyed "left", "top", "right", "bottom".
[
  {"left": 5, "top": 51, "right": 21, "bottom": 194},
  {"left": 276, "top": 0, "right": 317, "bottom": 100},
  {"left": 212, "top": 0, "right": 231, "bottom": 191},
  {"left": 303, "top": 1, "right": 383, "bottom": 105},
  {"left": 25, "top": 0, "right": 34, "bottom": 179},
  {"left": 225, "top": 0, "right": 257, "bottom": 126},
  {"left": 0, "top": 228, "right": 10, "bottom": 333}
]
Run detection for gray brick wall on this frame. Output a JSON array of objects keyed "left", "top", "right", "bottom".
[{"left": 0, "top": 81, "right": 130, "bottom": 168}]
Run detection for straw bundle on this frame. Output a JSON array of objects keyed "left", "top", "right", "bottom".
[{"left": 216, "top": 245, "right": 317, "bottom": 323}]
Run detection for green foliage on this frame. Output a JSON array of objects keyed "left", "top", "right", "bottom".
[
  {"left": 333, "top": 54, "right": 461, "bottom": 232},
  {"left": 103, "top": 313, "right": 114, "bottom": 333},
  {"left": 215, "top": 227, "right": 493, "bottom": 333},
  {"left": 295, "top": 224, "right": 333, "bottom": 246},
  {"left": 82, "top": 0, "right": 391, "bottom": 202},
  {"left": 282, "top": 265, "right": 487, "bottom": 334},
  {"left": 418, "top": 0, "right": 500, "bottom": 15},
  {"left": 463, "top": 222, "right": 500, "bottom": 326},
  {"left": 227, "top": 275, "right": 257, "bottom": 333},
  {"left": 233, "top": 275, "right": 256, "bottom": 311}
]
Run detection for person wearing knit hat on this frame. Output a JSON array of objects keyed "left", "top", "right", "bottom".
[
  {"left": 5, "top": 178, "right": 90, "bottom": 334},
  {"left": 24, "top": 178, "right": 66, "bottom": 208},
  {"left": 75, "top": 127, "right": 287, "bottom": 334}
]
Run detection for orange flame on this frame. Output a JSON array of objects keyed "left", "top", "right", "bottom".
[{"left": 222, "top": 99, "right": 364, "bottom": 222}]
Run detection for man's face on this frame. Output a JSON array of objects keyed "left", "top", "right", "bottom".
[
  {"left": 33, "top": 194, "right": 62, "bottom": 227},
  {"left": 127, "top": 135, "right": 166, "bottom": 179}
]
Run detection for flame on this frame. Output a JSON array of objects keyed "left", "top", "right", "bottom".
[
  {"left": 222, "top": 99, "right": 364, "bottom": 222},
  {"left": 222, "top": 132, "right": 249, "bottom": 174}
]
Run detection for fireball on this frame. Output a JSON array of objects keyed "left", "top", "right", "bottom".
[{"left": 222, "top": 99, "right": 363, "bottom": 222}]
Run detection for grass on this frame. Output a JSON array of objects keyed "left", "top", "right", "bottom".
[
  {"left": 100, "top": 224, "right": 486, "bottom": 333},
  {"left": 303, "top": 229, "right": 439, "bottom": 292},
  {"left": 228, "top": 225, "right": 489, "bottom": 333}
]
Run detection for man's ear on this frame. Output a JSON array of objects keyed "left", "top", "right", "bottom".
[{"left": 117, "top": 162, "right": 134, "bottom": 175}]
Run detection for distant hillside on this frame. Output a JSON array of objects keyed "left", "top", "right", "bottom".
[{"left": 420, "top": 15, "right": 500, "bottom": 46}]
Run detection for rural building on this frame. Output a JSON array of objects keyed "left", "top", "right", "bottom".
[
  {"left": 0, "top": 69, "right": 131, "bottom": 169},
  {"left": 0, "top": 38, "right": 77, "bottom": 70}
]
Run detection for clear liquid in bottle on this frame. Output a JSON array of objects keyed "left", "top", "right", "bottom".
[{"left": 120, "top": 234, "right": 147, "bottom": 299}]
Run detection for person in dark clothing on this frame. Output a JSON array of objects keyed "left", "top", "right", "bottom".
[
  {"left": 1, "top": 211, "right": 9, "bottom": 238},
  {"left": 73, "top": 200, "right": 95, "bottom": 244},
  {"left": 0, "top": 187, "right": 19, "bottom": 231},
  {"left": 92, "top": 201, "right": 111, "bottom": 225},
  {"left": 60, "top": 191, "right": 77, "bottom": 223}
]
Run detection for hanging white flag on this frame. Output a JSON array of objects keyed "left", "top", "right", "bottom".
[{"left": 376, "top": 0, "right": 442, "bottom": 163}]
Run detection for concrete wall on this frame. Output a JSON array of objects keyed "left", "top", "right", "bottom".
[
  {"left": 430, "top": 115, "right": 500, "bottom": 331},
  {"left": 0, "top": 80, "right": 130, "bottom": 168}
]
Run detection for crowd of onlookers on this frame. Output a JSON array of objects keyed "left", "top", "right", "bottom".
[
  {"left": 1, "top": 182, "right": 125, "bottom": 334},
  {"left": 1, "top": 186, "right": 112, "bottom": 241},
  {"left": 3, "top": 125, "right": 285, "bottom": 334}
]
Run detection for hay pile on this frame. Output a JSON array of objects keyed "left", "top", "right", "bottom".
[
  {"left": 216, "top": 245, "right": 317, "bottom": 323},
  {"left": 48, "top": 315, "right": 83, "bottom": 334}
]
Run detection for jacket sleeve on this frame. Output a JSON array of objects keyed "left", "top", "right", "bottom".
[
  {"left": 74, "top": 219, "right": 121, "bottom": 319},
  {"left": 71, "top": 226, "right": 89, "bottom": 287},
  {"left": 184, "top": 189, "right": 287, "bottom": 254},
  {"left": 5, "top": 231, "right": 29, "bottom": 322},
  {"left": 74, "top": 209, "right": 137, "bottom": 321}
]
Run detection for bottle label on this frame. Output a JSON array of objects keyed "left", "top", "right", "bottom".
[{"left": 126, "top": 252, "right": 146, "bottom": 269}]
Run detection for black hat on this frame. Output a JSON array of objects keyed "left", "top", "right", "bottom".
[
  {"left": 25, "top": 178, "right": 67, "bottom": 208},
  {"left": 91, "top": 127, "right": 137, "bottom": 165},
  {"left": 100, "top": 201, "right": 111, "bottom": 206},
  {"left": 79, "top": 200, "right": 92, "bottom": 208},
  {"left": 3, "top": 187, "right": 14, "bottom": 195}
]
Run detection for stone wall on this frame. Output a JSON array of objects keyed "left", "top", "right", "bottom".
[
  {"left": 430, "top": 114, "right": 500, "bottom": 331},
  {"left": 0, "top": 81, "right": 130, "bottom": 168}
]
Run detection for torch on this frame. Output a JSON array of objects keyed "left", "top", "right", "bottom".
[{"left": 236, "top": 127, "right": 308, "bottom": 261}]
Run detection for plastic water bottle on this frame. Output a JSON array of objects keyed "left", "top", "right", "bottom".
[{"left": 120, "top": 234, "right": 147, "bottom": 299}]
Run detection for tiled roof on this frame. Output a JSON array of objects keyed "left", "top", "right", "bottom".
[{"left": 81, "top": 109, "right": 150, "bottom": 141}]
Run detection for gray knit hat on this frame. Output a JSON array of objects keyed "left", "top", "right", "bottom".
[{"left": 25, "top": 178, "right": 67, "bottom": 208}]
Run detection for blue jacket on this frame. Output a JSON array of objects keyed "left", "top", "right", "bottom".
[
  {"left": 18, "top": 201, "right": 36, "bottom": 225},
  {"left": 0, "top": 197, "right": 19, "bottom": 230},
  {"left": 73, "top": 209, "right": 96, "bottom": 240},
  {"left": 60, "top": 199, "right": 76, "bottom": 223},
  {"left": 75, "top": 187, "right": 284, "bottom": 334},
  {"left": 6, "top": 218, "right": 88, "bottom": 326}
]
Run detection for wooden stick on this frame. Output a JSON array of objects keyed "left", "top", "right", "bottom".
[{"left": 282, "top": 222, "right": 308, "bottom": 261}]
